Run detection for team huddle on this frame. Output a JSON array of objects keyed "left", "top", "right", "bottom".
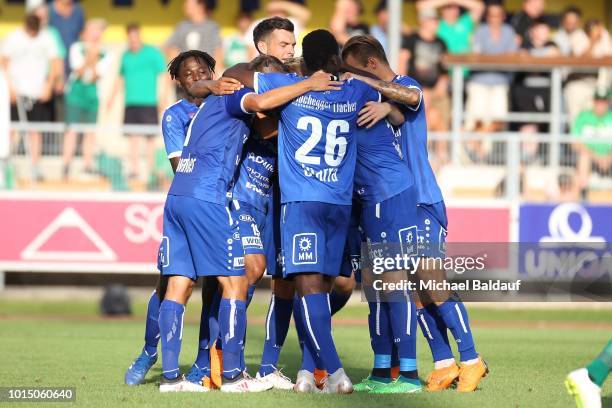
[{"left": 123, "top": 17, "right": 488, "bottom": 394}]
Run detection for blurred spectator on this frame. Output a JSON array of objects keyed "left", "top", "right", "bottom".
[
  {"left": 1, "top": 14, "right": 61, "bottom": 182},
  {"left": 510, "top": 0, "right": 558, "bottom": 43},
  {"left": 245, "top": 1, "right": 310, "bottom": 59},
  {"left": 107, "top": 23, "right": 167, "bottom": 181},
  {"left": 330, "top": 0, "right": 369, "bottom": 46},
  {"left": 402, "top": 8, "right": 449, "bottom": 161},
  {"left": 165, "top": 0, "right": 223, "bottom": 72},
  {"left": 48, "top": 0, "right": 85, "bottom": 77},
  {"left": 32, "top": 3, "right": 67, "bottom": 123},
  {"left": 572, "top": 90, "right": 612, "bottom": 194},
  {"left": 370, "top": 0, "right": 411, "bottom": 73},
  {"left": 62, "top": 18, "right": 110, "bottom": 179},
  {"left": 553, "top": 6, "right": 586, "bottom": 56},
  {"left": 512, "top": 18, "right": 559, "bottom": 134},
  {"left": 417, "top": 0, "right": 484, "bottom": 55},
  {"left": 224, "top": 11, "right": 253, "bottom": 67},
  {"left": 564, "top": 19, "right": 612, "bottom": 123},
  {"left": 572, "top": 91, "right": 612, "bottom": 196},
  {"left": 465, "top": 3, "right": 517, "bottom": 135}
]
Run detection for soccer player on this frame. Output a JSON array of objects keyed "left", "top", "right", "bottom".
[
  {"left": 157, "top": 60, "right": 341, "bottom": 392},
  {"left": 124, "top": 50, "right": 242, "bottom": 386},
  {"left": 229, "top": 29, "right": 382, "bottom": 393},
  {"left": 566, "top": 340, "right": 611, "bottom": 408},
  {"left": 342, "top": 35, "right": 487, "bottom": 392}
]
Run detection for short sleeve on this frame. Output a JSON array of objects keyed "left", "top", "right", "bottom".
[
  {"left": 165, "top": 22, "right": 185, "bottom": 49},
  {"left": 225, "top": 87, "right": 256, "bottom": 119},
  {"left": 254, "top": 72, "right": 299, "bottom": 94},
  {"left": 395, "top": 76, "right": 423, "bottom": 114},
  {"left": 162, "top": 107, "right": 187, "bottom": 158}
]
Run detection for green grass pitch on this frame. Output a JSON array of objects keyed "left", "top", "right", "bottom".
[{"left": 0, "top": 297, "right": 610, "bottom": 408}]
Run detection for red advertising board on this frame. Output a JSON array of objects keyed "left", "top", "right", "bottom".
[
  {"left": 0, "top": 193, "right": 512, "bottom": 273},
  {"left": 0, "top": 192, "right": 165, "bottom": 272}
]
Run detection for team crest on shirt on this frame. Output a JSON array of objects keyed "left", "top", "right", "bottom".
[
  {"left": 398, "top": 226, "right": 418, "bottom": 258},
  {"left": 292, "top": 233, "right": 317, "bottom": 265}
]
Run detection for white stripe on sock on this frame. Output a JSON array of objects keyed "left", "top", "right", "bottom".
[
  {"left": 301, "top": 297, "right": 321, "bottom": 351},
  {"left": 229, "top": 299, "right": 236, "bottom": 339},
  {"left": 327, "top": 293, "right": 331, "bottom": 314},
  {"left": 179, "top": 307, "right": 184, "bottom": 341},
  {"left": 375, "top": 203, "right": 381, "bottom": 219},
  {"left": 375, "top": 291, "right": 381, "bottom": 336},
  {"left": 455, "top": 303, "right": 468, "bottom": 334},
  {"left": 404, "top": 290, "right": 411, "bottom": 335},
  {"left": 420, "top": 313, "right": 434, "bottom": 340},
  {"left": 265, "top": 296, "right": 275, "bottom": 341}
]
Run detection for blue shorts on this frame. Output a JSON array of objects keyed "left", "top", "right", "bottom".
[
  {"left": 416, "top": 201, "right": 448, "bottom": 258},
  {"left": 361, "top": 187, "right": 419, "bottom": 268},
  {"left": 264, "top": 192, "right": 283, "bottom": 278},
  {"left": 340, "top": 202, "right": 363, "bottom": 278},
  {"left": 231, "top": 200, "right": 265, "bottom": 256},
  {"left": 280, "top": 201, "right": 351, "bottom": 277},
  {"left": 158, "top": 195, "right": 245, "bottom": 279}
]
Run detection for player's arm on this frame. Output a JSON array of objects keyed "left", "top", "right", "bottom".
[
  {"left": 242, "top": 71, "right": 342, "bottom": 113},
  {"left": 349, "top": 74, "right": 422, "bottom": 108},
  {"left": 357, "top": 101, "right": 405, "bottom": 129},
  {"left": 161, "top": 108, "right": 185, "bottom": 173},
  {"left": 189, "top": 77, "right": 244, "bottom": 98}
]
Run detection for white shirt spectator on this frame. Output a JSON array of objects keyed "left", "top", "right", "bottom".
[{"left": 1, "top": 27, "right": 59, "bottom": 99}]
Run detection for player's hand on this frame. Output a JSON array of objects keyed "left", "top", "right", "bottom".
[
  {"left": 339, "top": 72, "right": 354, "bottom": 81},
  {"left": 208, "top": 78, "right": 244, "bottom": 95},
  {"left": 306, "top": 70, "right": 343, "bottom": 92},
  {"left": 357, "top": 101, "right": 392, "bottom": 129}
]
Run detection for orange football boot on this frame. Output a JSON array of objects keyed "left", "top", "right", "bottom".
[
  {"left": 457, "top": 358, "right": 488, "bottom": 392},
  {"left": 426, "top": 363, "right": 460, "bottom": 391},
  {"left": 390, "top": 366, "right": 400, "bottom": 381},
  {"left": 314, "top": 368, "right": 328, "bottom": 389},
  {"left": 209, "top": 341, "right": 223, "bottom": 389}
]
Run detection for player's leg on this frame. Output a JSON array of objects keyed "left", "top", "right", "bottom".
[
  {"left": 416, "top": 202, "right": 486, "bottom": 392},
  {"left": 291, "top": 202, "right": 353, "bottom": 394},
  {"left": 124, "top": 275, "right": 164, "bottom": 385},
  {"left": 330, "top": 275, "right": 355, "bottom": 316},
  {"left": 185, "top": 277, "right": 218, "bottom": 387},
  {"left": 257, "top": 198, "right": 296, "bottom": 388},
  {"left": 566, "top": 339, "right": 611, "bottom": 408}
]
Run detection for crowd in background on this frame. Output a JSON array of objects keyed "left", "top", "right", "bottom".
[{"left": 0, "top": 0, "right": 610, "bottom": 197}]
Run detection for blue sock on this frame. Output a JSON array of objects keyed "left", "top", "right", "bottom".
[
  {"left": 158, "top": 299, "right": 184, "bottom": 380},
  {"left": 437, "top": 300, "right": 478, "bottom": 362},
  {"left": 258, "top": 296, "right": 293, "bottom": 376},
  {"left": 246, "top": 284, "right": 256, "bottom": 308},
  {"left": 219, "top": 298, "right": 247, "bottom": 380},
  {"left": 143, "top": 291, "right": 160, "bottom": 356},
  {"left": 300, "top": 293, "right": 342, "bottom": 374},
  {"left": 293, "top": 296, "right": 317, "bottom": 372},
  {"left": 329, "top": 289, "right": 351, "bottom": 316},
  {"left": 209, "top": 291, "right": 221, "bottom": 349},
  {"left": 386, "top": 293, "right": 417, "bottom": 374},
  {"left": 193, "top": 301, "right": 211, "bottom": 371},
  {"left": 240, "top": 315, "right": 248, "bottom": 371},
  {"left": 368, "top": 299, "right": 393, "bottom": 357},
  {"left": 417, "top": 304, "right": 454, "bottom": 362}
]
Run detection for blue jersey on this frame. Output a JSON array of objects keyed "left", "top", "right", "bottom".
[
  {"left": 354, "top": 118, "right": 414, "bottom": 206},
  {"left": 168, "top": 87, "right": 254, "bottom": 204},
  {"left": 394, "top": 75, "right": 444, "bottom": 205},
  {"left": 255, "top": 72, "right": 380, "bottom": 205},
  {"left": 161, "top": 99, "right": 200, "bottom": 159},
  {"left": 231, "top": 137, "right": 277, "bottom": 212}
]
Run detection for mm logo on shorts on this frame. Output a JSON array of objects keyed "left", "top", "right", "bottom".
[
  {"left": 398, "top": 226, "right": 418, "bottom": 258},
  {"left": 158, "top": 237, "right": 170, "bottom": 268},
  {"left": 292, "top": 233, "right": 317, "bottom": 265}
]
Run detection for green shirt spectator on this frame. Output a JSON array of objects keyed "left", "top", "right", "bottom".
[
  {"left": 572, "top": 109, "right": 612, "bottom": 156},
  {"left": 437, "top": 12, "right": 474, "bottom": 54},
  {"left": 120, "top": 44, "right": 166, "bottom": 107}
]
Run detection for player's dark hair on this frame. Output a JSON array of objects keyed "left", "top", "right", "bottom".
[
  {"left": 561, "top": 6, "right": 582, "bottom": 19},
  {"left": 125, "top": 22, "right": 140, "bottom": 33},
  {"left": 252, "top": 17, "right": 294, "bottom": 52},
  {"left": 248, "top": 55, "right": 289, "bottom": 73},
  {"left": 24, "top": 13, "right": 40, "bottom": 33},
  {"left": 302, "top": 29, "right": 341, "bottom": 75},
  {"left": 167, "top": 50, "right": 215, "bottom": 80},
  {"left": 341, "top": 35, "right": 389, "bottom": 66}
]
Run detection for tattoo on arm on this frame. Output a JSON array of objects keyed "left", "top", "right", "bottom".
[{"left": 370, "top": 79, "right": 421, "bottom": 107}]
